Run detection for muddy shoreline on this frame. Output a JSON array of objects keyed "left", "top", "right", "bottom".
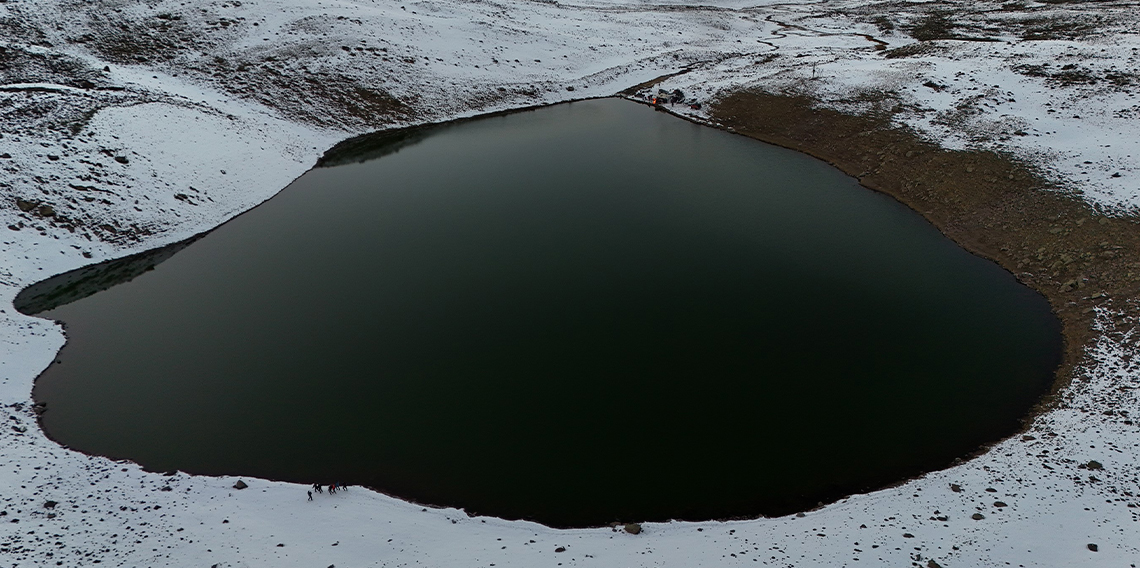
[{"left": 707, "top": 90, "right": 1140, "bottom": 424}]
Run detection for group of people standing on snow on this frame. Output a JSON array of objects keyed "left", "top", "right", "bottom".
[{"left": 307, "top": 482, "right": 348, "bottom": 500}]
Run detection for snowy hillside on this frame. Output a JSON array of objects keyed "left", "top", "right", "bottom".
[{"left": 2, "top": 0, "right": 1139, "bottom": 565}]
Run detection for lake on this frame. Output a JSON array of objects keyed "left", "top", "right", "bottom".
[{"left": 24, "top": 98, "right": 1062, "bottom": 527}]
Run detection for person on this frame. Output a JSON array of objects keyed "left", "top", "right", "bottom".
[
  {"left": 313, "top": 483, "right": 323, "bottom": 493},
  {"left": 328, "top": 483, "right": 336, "bottom": 494},
  {"left": 307, "top": 491, "right": 313, "bottom": 501}
]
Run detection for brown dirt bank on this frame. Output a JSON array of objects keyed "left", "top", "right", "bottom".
[{"left": 709, "top": 90, "right": 1140, "bottom": 419}]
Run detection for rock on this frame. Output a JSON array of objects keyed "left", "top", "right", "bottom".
[
  {"left": 114, "top": 155, "right": 129, "bottom": 164},
  {"left": 624, "top": 523, "right": 642, "bottom": 535},
  {"left": 993, "top": 501, "right": 1007, "bottom": 508},
  {"left": 565, "top": 86, "right": 575, "bottom": 91},
  {"left": 15, "top": 198, "right": 37, "bottom": 212},
  {"left": 1086, "top": 460, "right": 1103, "bottom": 470},
  {"left": 1088, "top": 543, "right": 1098, "bottom": 552},
  {"left": 927, "top": 560, "right": 943, "bottom": 568},
  {"left": 233, "top": 480, "right": 248, "bottom": 490},
  {"left": 971, "top": 513, "right": 985, "bottom": 520},
  {"left": 950, "top": 483, "right": 962, "bottom": 492},
  {"left": 903, "top": 533, "right": 915, "bottom": 538},
  {"left": 555, "top": 546, "right": 566, "bottom": 553},
  {"left": 36, "top": 204, "right": 55, "bottom": 217},
  {"left": 43, "top": 500, "right": 57, "bottom": 509}
]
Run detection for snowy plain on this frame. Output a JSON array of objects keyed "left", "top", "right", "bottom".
[{"left": 2, "top": 0, "right": 1140, "bottom": 566}]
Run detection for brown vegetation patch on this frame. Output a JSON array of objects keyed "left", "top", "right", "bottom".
[
  {"left": 710, "top": 90, "right": 1140, "bottom": 416},
  {"left": 75, "top": 12, "right": 217, "bottom": 65},
  {"left": 186, "top": 54, "right": 413, "bottom": 129}
]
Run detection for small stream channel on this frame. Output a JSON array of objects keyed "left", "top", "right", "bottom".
[{"left": 22, "top": 98, "right": 1062, "bottom": 528}]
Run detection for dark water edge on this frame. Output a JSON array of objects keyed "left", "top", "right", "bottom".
[
  {"left": 16, "top": 238, "right": 199, "bottom": 316},
  {"left": 26, "top": 98, "right": 1063, "bottom": 528}
]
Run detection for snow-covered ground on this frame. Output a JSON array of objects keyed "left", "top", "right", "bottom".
[{"left": 2, "top": 0, "right": 1139, "bottom": 565}]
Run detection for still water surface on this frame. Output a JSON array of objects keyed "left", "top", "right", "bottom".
[{"left": 27, "top": 98, "right": 1061, "bottom": 527}]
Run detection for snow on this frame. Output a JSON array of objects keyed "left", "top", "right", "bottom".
[{"left": 2, "top": 0, "right": 1140, "bottom": 565}]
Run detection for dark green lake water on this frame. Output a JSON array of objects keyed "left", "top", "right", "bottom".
[{"left": 26, "top": 98, "right": 1061, "bottom": 527}]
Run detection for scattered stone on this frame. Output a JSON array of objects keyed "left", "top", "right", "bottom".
[
  {"left": 1086, "top": 460, "right": 1103, "bottom": 470},
  {"left": 624, "top": 523, "right": 642, "bottom": 535},
  {"left": 43, "top": 500, "right": 57, "bottom": 509},
  {"left": 555, "top": 546, "right": 566, "bottom": 553},
  {"left": 993, "top": 501, "right": 1007, "bottom": 508},
  {"left": 1088, "top": 543, "right": 1098, "bottom": 552},
  {"left": 971, "top": 513, "right": 985, "bottom": 520},
  {"left": 114, "top": 155, "right": 129, "bottom": 164},
  {"left": 950, "top": 483, "right": 962, "bottom": 492},
  {"left": 927, "top": 560, "right": 942, "bottom": 568},
  {"left": 233, "top": 480, "right": 248, "bottom": 490},
  {"left": 903, "top": 533, "right": 915, "bottom": 538}
]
